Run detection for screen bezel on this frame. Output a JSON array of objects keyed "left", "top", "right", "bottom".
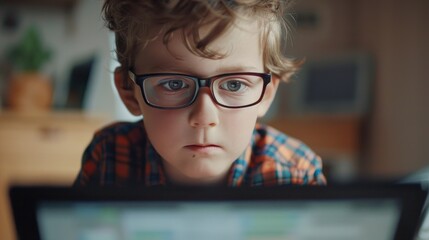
[{"left": 9, "top": 183, "right": 426, "bottom": 240}]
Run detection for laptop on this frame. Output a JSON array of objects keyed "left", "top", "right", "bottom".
[
  {"left": 9, "top": 183, "right": 427, "bottom": 240},
  {"left": 402, "top": 166, "right": 429, "bottom": 239}
]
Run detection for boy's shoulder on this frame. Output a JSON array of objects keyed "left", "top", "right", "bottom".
[
  {"left": 93, "top": 120, "right": 144, "bottom": 138},
  {"left": 253, "top": 123, "right": 317, "bottom": 160},
  {"left": 248, "top": 123, "right": 325, "bottom": 185},
  {"left": 76, "top": 120, "right": 149, "bottom": 186}
]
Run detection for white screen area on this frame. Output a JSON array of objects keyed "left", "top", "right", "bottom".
[{"left": 37, "top": 199, "right": 400, "bottom": 240}]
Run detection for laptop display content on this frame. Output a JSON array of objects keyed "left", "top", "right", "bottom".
[
  {"left": 9, "top": 184, "right": 426, "bottom": 240},
  {"left": 38, "top": 199, "right": 399, "bottom": 240}
]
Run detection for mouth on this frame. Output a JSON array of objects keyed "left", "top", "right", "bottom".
[{"left": 184, "top": 144, "right": 222, "bottom": 153}]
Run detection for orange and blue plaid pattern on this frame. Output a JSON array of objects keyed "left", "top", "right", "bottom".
[{"left": 74, "top": 121, "right": 326, "bottom": 186}]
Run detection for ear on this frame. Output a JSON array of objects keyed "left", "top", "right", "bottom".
[
  {"left": 114, "top": 67, "right": 142, "bottom": 116},
  {"left": 257, "top": 75, "right": 280, "bottom": 117}
]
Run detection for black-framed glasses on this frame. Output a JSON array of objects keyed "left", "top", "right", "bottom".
[{"left": 128, "top": 70, "right": 271, "bottom": 109}]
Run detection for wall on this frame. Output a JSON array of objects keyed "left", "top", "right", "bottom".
[
  {"left": 287, "top": 0, "right": 357, "bottom": 58},
  {"left": 356, "top": 0, "right": 429, "bottom": 177},
  {"left": 287, "top": 0, "right": 429, "bottom": 178}
]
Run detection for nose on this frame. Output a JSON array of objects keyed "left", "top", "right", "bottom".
[{"left": 188, "top": 89, "right": 219, "bottom": 128}]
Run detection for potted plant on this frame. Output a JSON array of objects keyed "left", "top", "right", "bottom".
[{"left": 5, "top": 26, "right": 53, "bottom": 112}]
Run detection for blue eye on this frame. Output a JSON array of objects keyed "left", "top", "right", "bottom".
[
  {"left": 219, "top": 80, "right": 247, "bottom": 92},
  {"left": 161, "top": 80, "right": 189, "bottom": 91}
]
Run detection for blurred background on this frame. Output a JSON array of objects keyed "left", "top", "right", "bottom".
[{"left": 0, "top": 0, "right": 428, "bottom": 239}]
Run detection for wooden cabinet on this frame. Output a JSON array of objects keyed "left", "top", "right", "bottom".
[{"left": 0, "top": 111, "right": 107, "bottom": 240}]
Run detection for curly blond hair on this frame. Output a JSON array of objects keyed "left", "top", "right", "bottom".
[{"left": 103, "top": 0, "right": 300, "bottom": 82}]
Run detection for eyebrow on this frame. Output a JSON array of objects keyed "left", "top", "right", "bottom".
[
  {"left": 148, "top": 65, "right": 261, "bottom": 75},
  {"left": 216, "top": 65, "right": 260, "bottom": 73}
]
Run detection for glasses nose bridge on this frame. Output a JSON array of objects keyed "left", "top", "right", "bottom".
[
  {"left": 194, "top": 77, "right": 216, "bottom": 102},
  {"left": 197, "top": 77, "right": 212, "bottom": 88}
]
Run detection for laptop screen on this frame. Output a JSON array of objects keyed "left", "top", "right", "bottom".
[
  {"left": 37, "top": 199, "right": 400, "bottom": 240},
  {"left": 10, "top": 184, "right": 426, "bottom": 240}
]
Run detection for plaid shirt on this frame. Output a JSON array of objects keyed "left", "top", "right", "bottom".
[{"left": 74, "top": 120, "right": 326, "bottom": 186}]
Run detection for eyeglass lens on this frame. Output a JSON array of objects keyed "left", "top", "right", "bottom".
[{"left": 142, "top": 74, "right": 265, "bottom": 108}]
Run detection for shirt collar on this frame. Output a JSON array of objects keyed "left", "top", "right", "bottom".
[{"left": 225, "top": 129, "right": 256, "bottom": 186}]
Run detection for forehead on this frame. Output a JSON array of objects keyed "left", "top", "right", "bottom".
[{"left": 134, "top": 19, "right": 264, "bottom": 75}]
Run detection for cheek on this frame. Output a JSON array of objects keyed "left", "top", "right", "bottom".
[
  {"left": 225, "top": 110, "right": 256, "bottom": 128},
  {"left": 220, "top": 108, "right": 258, "bottom": 142},
  {"left": 137, "top": 95, "right": 187, "bottom": 148},
  {"left": 142, "top": 108, "right": 186, "bottom": 143}
]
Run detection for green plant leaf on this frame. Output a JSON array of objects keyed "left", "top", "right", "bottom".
[{"left": 6, "top": 26, "right": 52, "bottom": 72}]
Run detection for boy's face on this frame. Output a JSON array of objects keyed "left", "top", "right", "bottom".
[{"left": 117, "top": 19, "right": 278, "bottom": 185}]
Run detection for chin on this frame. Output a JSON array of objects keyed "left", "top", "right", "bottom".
[{"left": 183, "top": 167, "right": 228, "bottom": 185}]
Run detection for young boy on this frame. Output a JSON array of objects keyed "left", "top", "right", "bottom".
[{"left": 74, "top": 0, "right": 326, "bottom": 186}]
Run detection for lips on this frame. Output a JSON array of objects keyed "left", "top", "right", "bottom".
[
  {"left": 184, "top": 144, "right": 222, "bottom": 153},
  {"left": 186, "top": 144, "right": 220, "bottom": 148}
]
